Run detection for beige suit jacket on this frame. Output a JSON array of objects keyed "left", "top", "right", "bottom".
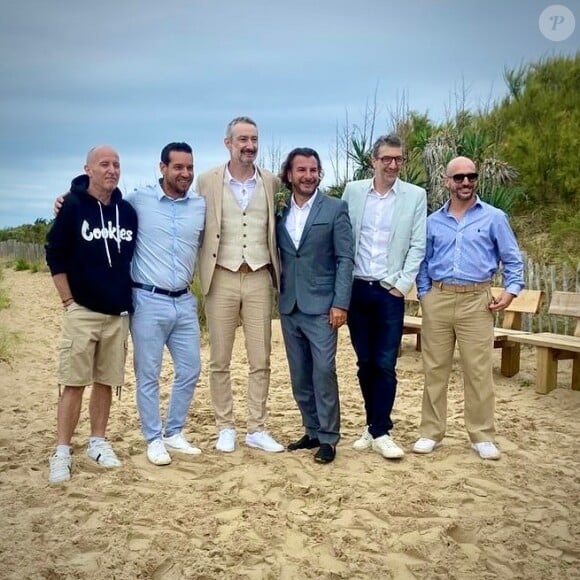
[{"left": 195, "top": 164, "right": 281, "bottom": 295}]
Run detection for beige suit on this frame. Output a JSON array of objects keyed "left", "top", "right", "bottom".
[
  {"left": 196, "top": 165, "right": 280, "bottom": 295},
  {"left": 195, "top": 164, "right": 281, "bottom": 433}
]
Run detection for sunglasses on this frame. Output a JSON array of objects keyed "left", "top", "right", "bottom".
[{"left": 449, "top": 173, "right": 478, "bottom": 183}]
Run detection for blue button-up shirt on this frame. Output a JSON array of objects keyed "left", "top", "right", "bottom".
[
  {"left": 416, "top": 197, "right": 524, "bottom": 298},
  {"left": 125, "top": 181, "right": 206, "bottom": 290}
]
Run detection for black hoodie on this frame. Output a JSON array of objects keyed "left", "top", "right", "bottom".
[{"left": 45, "top": 174, "right": 138, "bottom": 315}]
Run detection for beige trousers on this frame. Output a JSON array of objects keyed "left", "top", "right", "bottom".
[
  {"left": 205, "top": 268, "right": 273, "bottom": 433},
  {"left": 419, "top": 285, "right": 496, "bottom": 443}
]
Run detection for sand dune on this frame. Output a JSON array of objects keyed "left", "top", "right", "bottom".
[{"left": 0, "top": 268, "right": 578, "bottom": 579}]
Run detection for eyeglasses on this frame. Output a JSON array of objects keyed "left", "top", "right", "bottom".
[
  {"left": 377, "top": 155, "right": 405, "bottom": 165},
  {"left": 449, "top": 173, "right": 478, "bottom": 183}
]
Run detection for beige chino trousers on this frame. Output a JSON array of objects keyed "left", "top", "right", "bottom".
[
  {"left": 205, "top": 268, "right": 273, "bottom": 433},
  {"left": 419, "top": 285, "right": 496, "bottom": 443}
]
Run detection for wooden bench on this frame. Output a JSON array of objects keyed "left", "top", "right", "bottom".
[
  {"left": 402, "top": 286, "right": 544, "bottom": 378},
  {"left": 510, "top": 291, "right": 580, "bottom": 394}
]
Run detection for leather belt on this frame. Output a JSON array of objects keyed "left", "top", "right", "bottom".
[
  {"left": 132, "top": 283, "right": 189, "bottom": 297},
  {"left": 432, "top": 280, "right": 491, "bottom": 293},
  {"left": 353, "top": 278, "right": 382, "bottom": 286},
  {"left": 215, "top": 263, "right": 270, "bottom": 274}
]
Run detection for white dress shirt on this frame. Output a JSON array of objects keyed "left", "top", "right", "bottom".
[
  {"left": 353, "top": 180, "right": 396, "bottom": 280},
  {"left": 285, "top": 190, "right": 318, "bottom": 249},
  {"left": 225, "top": 166, "right": 258, "bottom": 210}
]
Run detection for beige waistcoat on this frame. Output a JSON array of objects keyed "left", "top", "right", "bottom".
[{"left": 216, "top": 179, "right": 270, "bottom": 270}]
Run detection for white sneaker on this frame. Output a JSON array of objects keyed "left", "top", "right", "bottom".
[
  {"left": 245, "top": 431, "right": 284, "bottom": 453},
  {"left": 216, "top": 428, "right": 236, "bottom": 453},
  {"left": 163, "top": 432, "right": 201, "bottom": 455},
  {"left": 86, "top": 440, "right": 122, "bottom": 467},
  {"left": 147, "top": 439, "right": 172, "bottom": 465},
  {"left": 472, "top": 441, "right": 501, "bottom": 460},
  {"left": 412, "top": 437, "right": 440, "bottom": 454},
  {"left": 353, "top": 427, "right": 373, "bottom": 451},
  {"left": 372, "top": 435, "right": 405, "bottom": 459},
  {"left": 49, "top": 453, "right": 72, "bottom": 484}
]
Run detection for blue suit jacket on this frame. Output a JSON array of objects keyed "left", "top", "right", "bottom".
[
  {"left": 342, "top": 178, "right": 427, "bottom": 295},
  {"left": 276, "top": 192, "right": 354, "bottom": 315}
]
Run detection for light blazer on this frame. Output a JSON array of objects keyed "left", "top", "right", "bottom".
[
  {"left": 277, "top": 192, "right": 354, "bottom": 316},
  {"left": 195, "top": 164, "right": 281, "bottom": 296},
  {"left": 342, "top": 177, "right": 427, "bottom": 296}
]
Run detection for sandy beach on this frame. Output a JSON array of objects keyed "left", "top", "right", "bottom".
[{"left": 0, "top": 267, "right": 578, "bottom": 579}]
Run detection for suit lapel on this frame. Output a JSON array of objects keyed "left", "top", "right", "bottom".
[
  {"left": 298, "top": 192, "right": 324, "bottom": 250},
  {"left": 278, "top": 206, "right": 294, "bottom": 248},
  {"left": 211, "top": 166, "right": 226, "bottom": 228},
  {"left": 389, "top": 181, "right": 402, "bottom": 240}
]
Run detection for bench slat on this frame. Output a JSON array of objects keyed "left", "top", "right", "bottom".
[
  {"left": 510, "top": 332, "right": 580, "bottom": 353},
  {"left": 491, "top": 288, "right": 544, "bottom": 314},
  {"left": 548, "top": 291, "right": 580, "bottom": 318}
]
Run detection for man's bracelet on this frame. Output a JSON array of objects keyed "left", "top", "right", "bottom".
[{"left": 62, "top": 297, "right": 74, "bottom": 304}]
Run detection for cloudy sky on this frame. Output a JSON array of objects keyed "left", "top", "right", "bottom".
[{"left": 0, "top": 0, "right": 577, "bottom": 227}]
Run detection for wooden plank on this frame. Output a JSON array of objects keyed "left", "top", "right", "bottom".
[
  {"left": 572, "top": 357, "right": 579, "bottom": 391},
  {"left": 406, "top": 285, "right": 419, "bottom": 302},
  {"left": 510, "top": 332, "right": 580, "bottom": 353},
  {"left": 501, "top": 342, "right": 522, "bottom": 377},
  {"left": 536, "top": 347, "right": 558, "bottom": 394},
  {"left": 403, "top": 315, "right": 422, "bottom": 329},
  {"left": 548, "top": 291, "right": 580, "bottom": 318},
  {"left": 491, "top": 288, "right": 544, "bottom": 314}
]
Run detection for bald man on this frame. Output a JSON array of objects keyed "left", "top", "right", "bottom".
[
  {"left": 413, "top": 156, "right": 523, "bottom": 460},
  {"left": 45, "top": 145, "right": 138, "bottom": 483}
]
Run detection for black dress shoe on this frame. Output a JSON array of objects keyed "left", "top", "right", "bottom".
[
  {"left": 287, "top": 434, "right": 320, "bottom": 451},
  {"left": 314, "top": 443, "right": 336, "bottom": 464}
]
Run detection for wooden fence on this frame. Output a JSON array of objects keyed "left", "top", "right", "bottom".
[
  {"left": 510, "top": 254, "right": 580, "bottom": 335},
  {"left": 0, "top": 241, "right": 45, "bottom": 264},
  {"left": 1, "top": 242, "right": 578, "bottom": 334}
]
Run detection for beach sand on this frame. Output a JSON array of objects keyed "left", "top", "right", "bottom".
[{"left": 0, "top": 268, "right": 578, "bottom": 579}]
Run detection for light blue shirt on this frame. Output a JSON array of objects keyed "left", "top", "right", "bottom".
[
  {"left": 416, "top": 197, "right": 524, "bottom": 298},
  {"left": 125, "top": 181, "right": 206, "bottom": 291}
]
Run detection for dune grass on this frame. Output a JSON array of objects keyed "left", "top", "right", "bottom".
[{"left": 0, "top": 268, "right": 18, "bottom": 363}]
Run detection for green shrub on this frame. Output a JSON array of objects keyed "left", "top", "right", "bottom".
[
  {"left": 0, "top": 289, "right": 9, "bottom": 310},
  {"left": 14, "top": 258, "right": 30, "bottom": 271},
  {"left": 0, "top": 328, "right": 18, "bottom": 364}
]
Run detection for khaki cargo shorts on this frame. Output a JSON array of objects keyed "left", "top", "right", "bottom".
[{"left": 57, "top": 302, "right": 129, "bottom": 387}]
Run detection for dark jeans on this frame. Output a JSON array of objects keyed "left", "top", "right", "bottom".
[{"left": 347, "top": 279, "right": 405, "bottom": 438}]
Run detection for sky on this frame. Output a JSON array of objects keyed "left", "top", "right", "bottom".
[{"left": 0, "top": 0, "right": 578, "bottom": 228}]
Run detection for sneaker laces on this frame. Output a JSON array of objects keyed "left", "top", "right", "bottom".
[
  {"left": 91, "top": 440, "right": 117, "bottom": 461},
  {"left": 382, "top": 436, "right": 399, "bottom": 448},
  {"left": 49, "top": 454, "right": 71, "bottom": 479}
]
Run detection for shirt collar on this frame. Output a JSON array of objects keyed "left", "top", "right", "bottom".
[
  {"left": 156, "top": 179, "right": 194, "bottom": 200},
  {"left": 291, "top": 189, "right": 318, "bottom": 210},
  {"left": 368, "top": 177, "right": 399, "bottom": 197},
  {"left": 225, "top": 165, "right": 257, "bottom": 185},
  {"left": 442, "top": 194, "right": 482, "bottom": 214}
]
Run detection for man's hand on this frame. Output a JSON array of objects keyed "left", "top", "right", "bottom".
[
  {"left": 329, "top": 307, "right": 347, "bottom": 329},
  {"left": 489, "top": 291, "right": 515, "bottom": 312},
  {"left": 54, "top": 193, "right": 68, "bottom": 216},
  {"left": 389, "top": 288, "right": 404, "bottom": 298}
]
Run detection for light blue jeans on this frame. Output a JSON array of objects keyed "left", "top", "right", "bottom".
[{"left": 131, "top": 289, "right": 201, "bottom": 442}]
